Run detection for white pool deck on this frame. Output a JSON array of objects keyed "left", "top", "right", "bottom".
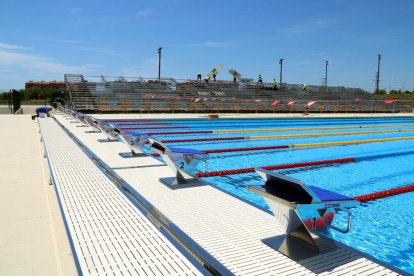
[{"left": 1, "top": 112, "right": 412, "bottom": 275}]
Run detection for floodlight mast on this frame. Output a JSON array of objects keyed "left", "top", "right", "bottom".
[
  {"left": 279, "top": 58, "right": 284, "bottom": 88},
  {"left": 158, "top": 47, "right": 163, "bottom": 82},
  {"left": 376, "top": 54, "right": 381, "bottom": 93},
  {"left": 325, "top": 60, "right": 328, "bottom": 92}
]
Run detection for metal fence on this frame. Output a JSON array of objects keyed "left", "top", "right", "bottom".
[{"left": 92, "top": 99, "right": 412, "bottom": 114}]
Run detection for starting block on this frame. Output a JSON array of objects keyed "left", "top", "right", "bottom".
[
  {"left": 73, "top": 112, "right": 89, "bottom": 127},
  {"left": 61, "top": 107, "right": 71, "bottom": 117},
  {"left": 117, "top": 131, "right": 149, "bottom": 157},
  {"left": 63, "top": 109, "right": 74, "bottom": 118},
  {"left": 96, "top": 123, "right": 119, "bottom": 142},
  {"left": 64, "top": 110, "right": 77, "bottom": 121},
  {"left": 84, "top": 117, "right": 101, "bottom": 133},
  {"left": 247, "top": 168, "right": 360, "bottom": 261},
  {"left": 148, "top": 138, "right": 209, "bottom": 186}
]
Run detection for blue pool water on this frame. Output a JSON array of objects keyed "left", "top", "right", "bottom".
[{"left": 118, "top": 116, "right": 414, "bottom": 274}]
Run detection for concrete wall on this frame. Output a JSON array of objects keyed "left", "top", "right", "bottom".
[
  {"left": 0, "top": 105, "right": 41, "bottom": 115},
  {"left": 0, "top": 106, "right": 13, "bottom": 114},
  {"left": 22, "top": 106, "right": 38, "bottom": 114}
]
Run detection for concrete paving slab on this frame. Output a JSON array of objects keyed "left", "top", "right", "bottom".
[{"left": 0, "top": 115, "right": 76, "bottom": 276}]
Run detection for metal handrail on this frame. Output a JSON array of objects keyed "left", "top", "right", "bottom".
[{"left": 330, "top": 208, "right": 353, "bottom": 233}]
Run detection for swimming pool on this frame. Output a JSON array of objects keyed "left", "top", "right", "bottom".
[{"left": 113, "top": 116, "right": 414, "bottom": 274}]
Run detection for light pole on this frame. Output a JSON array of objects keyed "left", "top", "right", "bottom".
[
  {"left": 376, "top": 54, "right": 381, "bottom": 93},
  {"left": 158, "top": 47, "right": 163, "bottom": 82},
  {"left": 325, "top": 60, "right": 328, "bottom": 92},
  {"left": 279, "top": 58, "right": 284, "bottom": 89}
]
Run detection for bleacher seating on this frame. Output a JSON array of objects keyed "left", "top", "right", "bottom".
[
  {"left": 65, "top": 74, "right": 407, "bottom": 113},
  {"left": 65, "top": 74, "right": 97, "bottom": 111}
]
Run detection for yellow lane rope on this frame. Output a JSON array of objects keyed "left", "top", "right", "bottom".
[
  {"left": 213, "top": 123, "right": 414, "bottom": 134},
  {"left": 247, "top": 128, "right": 414, "bottom": 140},
  {"left": 291, "top": 135, "right": 414, "bottom": 148}
]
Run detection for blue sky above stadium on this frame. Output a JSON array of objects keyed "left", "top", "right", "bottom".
[{"left": 1, "top": 0, "right": 413, "bottom": 92}]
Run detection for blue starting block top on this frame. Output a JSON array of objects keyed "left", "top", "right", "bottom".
[
  {"left": 309, "top": 186, "right": 354, "bottom": 202},
  {"left": 123, "top": 130, "right": 148, "bottom": 136},
  {"left": 169, "top": 147, "right": 208, "bottom": 155},
  {"left": 257, "top": 168, "right": 356, "bottom": 204}
]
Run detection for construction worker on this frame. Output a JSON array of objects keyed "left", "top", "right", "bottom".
[
  {"left": 257, "top": 74, "right": 263, "bottom": 86},
  {"left": 197, "top": 72, "right": 202, "bottom": 81},
  {"left": 31, "top": 106, "right": 53, "bottom": 120},
  {"left": 301, "top": 83, "right": 308, "bottom": 91},
  {"left": 273, "top": 79, "right": 278, "bottom": 91},
  {"left": 204, "top": 75, "right": 210, "bottom": 83},
  {"left": 212, "top": 68, "right": 217, "bottom": 81}
]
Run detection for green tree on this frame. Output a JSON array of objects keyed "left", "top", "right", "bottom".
[
  {"left": 19, "top": 87, "right": 67, "bottom": 104},
  {"left": 389, "top": 89, "right": 401, "bottom": 94},
  {"left": 375, "top": 89, "right": 387, "bottom": 95}
]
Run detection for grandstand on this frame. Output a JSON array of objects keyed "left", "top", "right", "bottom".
[{"left": 64, "top": 74, "right": 409, "bottom": 114}]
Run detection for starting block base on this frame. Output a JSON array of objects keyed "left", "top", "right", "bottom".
[
  {"left": 76, "top": 125, "right": 89, "bottom": 127},
  {"left": 160, "top": 177, "right": 204, "bottom": 188},
  {"left": 262, "top": 235, "right": 326, "bottom": 261},
  {"left": 97, "top": 138, "right": 119, "bottom": 143},
  {"left": 85, "top": 130, "right": 101, "bottom": 133},
  {"left": 119, "top": 152, "right": 146, "bottom": 158}
]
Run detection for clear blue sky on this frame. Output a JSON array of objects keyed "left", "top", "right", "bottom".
[{"left": 1, "top": 0, "right": 413, "bottom": 92}]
